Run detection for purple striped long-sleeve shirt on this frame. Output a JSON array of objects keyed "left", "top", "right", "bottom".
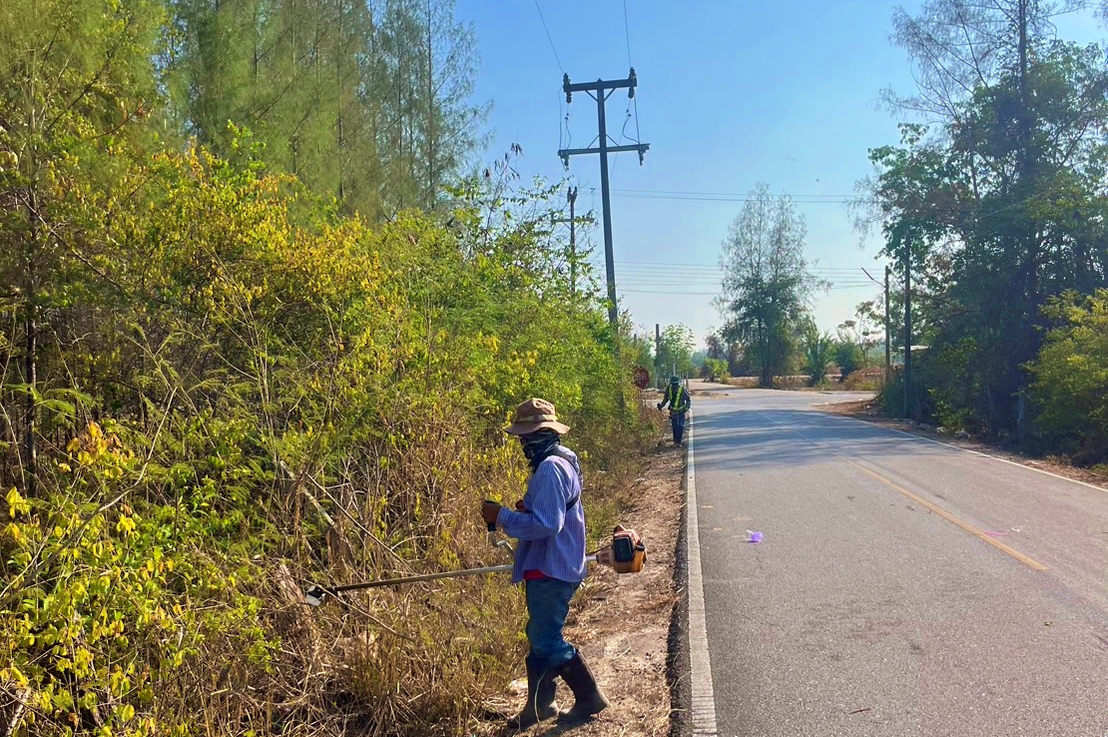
[{"left": 496, "top": 451, "right": 587, "bottom": 584}]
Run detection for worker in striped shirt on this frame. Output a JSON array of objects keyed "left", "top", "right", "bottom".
[{"left": 481, "top": 397, "right": 608, "bottom": 729}]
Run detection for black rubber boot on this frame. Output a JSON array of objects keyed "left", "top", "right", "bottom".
[
  {"left": 554, "top": 651, "right": 609, "bottom": 722},
  {"left": 506, "top": 654, "right": 558, "bottom": 731}
]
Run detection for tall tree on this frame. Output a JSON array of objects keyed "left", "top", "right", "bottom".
[
  {"left": 860, "top": 1, "right": 1108, "bottom": 430},
  {"left": 162, "top": 0, "right": 485, "bottom": 218},
  {"left": 0, "top": 0, "right": 163, "bottom": 493},
  {"left": 718, "top": 184, "right": 818, "bottom": 387},
  {"left": 655, "top": 324, "right": 695, "bottom": 380}
]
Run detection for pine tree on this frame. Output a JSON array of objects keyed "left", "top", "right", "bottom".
[
  {"left": 162, "top": 0, "right": 484, "bottom": 219},
  {"left": 0, "top": 0, "right": 164, "bottom": 494}
]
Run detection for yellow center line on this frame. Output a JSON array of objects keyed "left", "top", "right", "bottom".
[
  {"left": 753, "top": 410, "right": 1049, "bottom": 573},
  {"left": 846, "top": 460, "right": 1048, "bottom": 572}
]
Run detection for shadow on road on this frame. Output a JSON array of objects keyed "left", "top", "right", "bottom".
[{"left": 692, "top": 408, "right": 947, "bottom": 472}]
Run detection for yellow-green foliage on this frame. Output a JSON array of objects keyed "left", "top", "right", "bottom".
[
  {"left": 0, "top": 140, "right": 650, "bottom": 736},
  {"left": 1028, "top": 289, "right": 1108, "bottom": 464},
  {"left": 0, "top": 3, "right": 653, "bottom": 733}
]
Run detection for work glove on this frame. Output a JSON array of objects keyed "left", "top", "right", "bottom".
[{"left": 481, "top": 500, "right": 503, "bottom": 526}]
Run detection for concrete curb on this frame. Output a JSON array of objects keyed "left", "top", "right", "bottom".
[{"left": 684, "top": 415, "right": 719, "bottom": 736}]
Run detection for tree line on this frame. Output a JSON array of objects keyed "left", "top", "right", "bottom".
[
  {"left": 163, "top": 0, "right": 485, "bottom": 218},
  {"left": 859, "top": 0, "right": 1108, "bottom": 462},
  {"left": 706, "top": 1, "right": 1108, "bottom": 464},
  {"left": 0, "top": 2, "right": 645, "bottom": 735}
]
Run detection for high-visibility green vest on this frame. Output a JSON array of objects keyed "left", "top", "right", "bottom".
[{"left": 668, "top": 385, "right": 689, "bottom": 412}]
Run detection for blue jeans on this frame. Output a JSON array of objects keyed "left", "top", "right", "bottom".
[
  {"left": 671, "top": 411, "right": 687, "bottom": 444},
  {"left": 525, "top": 578, "right": 580, "bottom": 671}
]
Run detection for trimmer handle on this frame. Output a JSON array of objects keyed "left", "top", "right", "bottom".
[{"left": 484, "top": 499, "right": 498, "bottom": 534}]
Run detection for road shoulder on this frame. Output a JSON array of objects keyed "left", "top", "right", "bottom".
[{"left": 816, "top": 398, "right": 1108, "bottom": 491}]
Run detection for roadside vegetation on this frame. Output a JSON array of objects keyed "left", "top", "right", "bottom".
[
  {"left": 0, "top": 2, "right": 656, "bottom": 735},
  {"left": 858, "top": 0, "right": 1108, "bottom": 468},
  {"left": 703, "top": 1, "right": 1108, "bottom": 471}
]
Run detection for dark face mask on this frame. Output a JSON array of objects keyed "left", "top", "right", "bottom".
[{"left": 519, "top": 429, "right": 561, "bottom": 472}]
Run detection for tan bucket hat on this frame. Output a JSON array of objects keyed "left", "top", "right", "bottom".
[{"left": 504, "top": 397, "right": 571, "bottom": 436}]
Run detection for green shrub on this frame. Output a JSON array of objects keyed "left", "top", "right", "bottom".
[
  {"left": 802, "top": 329, "right": 834, "bottom": 386},
  {"left": 834, "top": 342, "right": 865, "bottom": 382},
  {"left": 0, "top": 142, "right": 652, "bottom": 736},
  {"left": 703, "top": 358, "right": 730, "bottom": 383},
  {"left": 1028, "top": 290, "right": 1108, "bottom": 463}
]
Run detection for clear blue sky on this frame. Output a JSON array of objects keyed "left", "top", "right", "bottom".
[{"left": 456, "top": 0, "right": 1101, "bottom": 347}]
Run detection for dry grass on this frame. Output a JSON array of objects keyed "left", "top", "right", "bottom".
[
  {"left": 0, "top": 388, "right": 668, "bottom": 737},
  {"left": 290, "top": 404, "right": 676, "bottom": 737}
]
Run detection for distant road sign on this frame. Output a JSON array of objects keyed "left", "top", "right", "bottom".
[{"left": 632, "top": 366, "right": 650, "bottom": 389}]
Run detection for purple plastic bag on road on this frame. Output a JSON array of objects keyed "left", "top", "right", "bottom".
[{"left": 745, "top": 530, "right": 763, "bottom": 543}]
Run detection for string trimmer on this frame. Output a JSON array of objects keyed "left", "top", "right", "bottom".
[{"left": 304, "top": 525, "right": 646, "bottom": 607}]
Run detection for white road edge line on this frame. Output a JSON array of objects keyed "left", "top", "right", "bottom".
[
  {"left": 818, "top": 405, "right": 1108, "bottom": 496},
  {"left": 685, "top": 414, "right": 720, "bottom": 736}
]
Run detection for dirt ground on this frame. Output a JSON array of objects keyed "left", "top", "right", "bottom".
[
  {"left": 489, "top": 439, "right": 686, "bottom": 737},
  {"left": 819, "top": 398, "right": 1108, "bottom": 490}
]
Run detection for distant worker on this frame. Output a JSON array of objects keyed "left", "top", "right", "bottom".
[
  {"left": 657, "top": 375, "right": 691, "bottom": 446},
  {"left": 481, "top": 398, "right": 608, "bottom": 729}
]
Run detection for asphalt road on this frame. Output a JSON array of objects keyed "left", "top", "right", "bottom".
[{"left": 691, "top": 387, "right": 1108, "bottom": 737}]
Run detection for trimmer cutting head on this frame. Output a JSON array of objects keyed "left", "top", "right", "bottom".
[{"left": 304, "top": 585, "right": 327, "bottom": 607}]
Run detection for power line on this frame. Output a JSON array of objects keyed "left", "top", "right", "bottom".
[
  {"left": 623, "top": 1, "right": 643, "bottom": 154},
  {"left": 533, "top": 0, "right": 564, "bottom": 73},
  {"left": 622, "top": 289, "right": 722, "bottom": 296},
  {"left": 558, "top": 86, "right": 564, "bottom": 150},
  {"left": 617, "top": 263, "right": 872, "bottom": 272},
  {"left": 620, "top": 284, "right": 876, "bottom": 296},
  {"left": 608, "top": 103, "right": 632, "bottom": 188},
  {"left": 620, "top": 279, "right": 876, "bottom": 287},
  {"left": 607, "top": 268, "right": 878, "bottom": 283},
  {"left": 615, "top": 261, "right": 878, "bottom": 273},
  {"left": 632, "top": 95, "right": 642, "bottom": 157},
  {"left": 620, "top": 265, "right": 877, "bottom": 274},
  {"left": 621, "top": 281, "right": 876, "bottom": 288},
  {"left": 615, "top": 0, "right": 643, "bottom": 190},
  {"left": 612, "top": 187, "right": 857, "bottom": 198},
  {"left": 588, "top": 258, "right": 886, "bottom": 273},
  {"left": 596, "top": 182, "right": 1059, "bottom": 223},
  {"left": 599, "top": 190, "right": 860, "bottom": 204},
  {"left": 618, "top": 270, "right": 873, "bottom": 278},
  {"left": 623, "top": 0, "right": 633, "bottom": 67},
  {"left": 618, "top": 279, "right": 871, "bottom": 285}
]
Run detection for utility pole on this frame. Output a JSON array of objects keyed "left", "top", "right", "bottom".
[
  {"left": 903, "top": 246, "right": 912, "bottom": 419},
  {"left": 884, "top": 265, "right": 891, "bottom": 388},
  {"left": 864, "top": 265, "right": 893, "bottom": 390},
  {"left": 655, "top": 323, "right": 661, "bottom": 387},
  {"left": 552, "top": 186, "right": 579, "bottom": 296},
  {"left": 558, "top": 69, "right": 650, "bottom": 338},
  {"left": 567, "top": 186, "right": 577, "bottom": 295}
]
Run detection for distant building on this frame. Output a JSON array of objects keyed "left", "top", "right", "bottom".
[{"left": 891, "top": 345, "right": 929, "bottom": 367}]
